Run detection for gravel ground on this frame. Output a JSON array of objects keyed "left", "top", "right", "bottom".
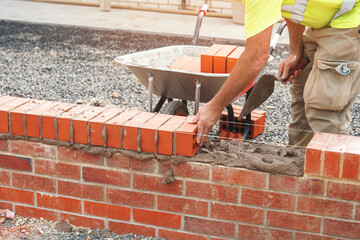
[
  {"left": 0, "top": 20, "right": 359, "bottom": 238},
  {"left": 1, "top": 214, "right": 165, "bottom": 240}
]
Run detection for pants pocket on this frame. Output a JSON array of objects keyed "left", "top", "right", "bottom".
[{"left": 304, "top": 59, "right": 359, "bottom": 111}]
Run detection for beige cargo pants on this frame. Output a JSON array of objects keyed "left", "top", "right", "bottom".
[{"left": 288, "top": 26, "right": 360, "bottom": 147}]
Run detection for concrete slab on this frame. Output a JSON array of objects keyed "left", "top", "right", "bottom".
[{"left": 0, "top": 0, "right": 289, "bottom": 44}]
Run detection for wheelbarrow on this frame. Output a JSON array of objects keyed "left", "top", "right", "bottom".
[{"left": 115, "top": 6, "right": 288, "bottom": 140}]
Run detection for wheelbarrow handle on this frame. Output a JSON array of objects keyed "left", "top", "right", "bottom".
[
  {"left": 199, "top": 4, "right": 209, "bottom": 15},
  {"left": 192, "top": 4, "right": 209, "bottom": 45}
]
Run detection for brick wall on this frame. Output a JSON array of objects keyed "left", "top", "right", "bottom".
[
  {"left": 31, "top": 0, "right": 234, "bottom": 17},
  {"left": 0, "top": 95, "right": 360, "bottom": 239}
]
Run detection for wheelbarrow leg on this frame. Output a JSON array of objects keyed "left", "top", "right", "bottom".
[
  {"left": 153, "top": 96, "right": 167, "bottom": 113},
  {"left": 147, "top": 73, "right": 153, "bottom": 112},
  {"left": 195, "top": 79, "right": 201, "bottom": 115}
]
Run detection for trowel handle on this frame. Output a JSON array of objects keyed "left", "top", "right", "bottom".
[{"left": 284, "top": 57, "right": 309, "bottom": 81}]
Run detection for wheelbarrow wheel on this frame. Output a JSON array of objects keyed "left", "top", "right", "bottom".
[{"left": 160, "top": 101, "right": 189, "bottom": 116}]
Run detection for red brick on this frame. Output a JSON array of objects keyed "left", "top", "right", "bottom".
[
  {"left": 133, "top": 208, "right": 181, "bottom": 229},
  {"left": 41, "top": 103, "right": 74, "bottom": 139},
  {"left": 58, "top": 180, "right": 104, "bottom": 201},
  {"left": 157, "top": 116, "right": 186, "bottom": 155},
  {"left": 108, "top": 221, "right": 155, "bottom": 237},
  {"left": 133, "top": 174, "right": 183, "bottom": 195},
  {"left": 323, "top": 218, "right": 360, "bottom": 239},
  {"left": 326, "top": 181, "right": 360, "bottom": 202},
  {"left": 10, "top": 100, "right": 47, "bottom": 136},
  {"left": 356, "top": 205, "right": 360, "bottom": 220},
  {"left": 346, "top": 135, "right": 360, "bottom": 155},
  {"left": 12, "top": 173, "right": 56, "bottom": 193},
  {"left": 323, "top": 134, "right": 349, "bottom": 178},
  {"left": 212, "top": 165, "right": 267, "bottom": 188},
  {"left": 175, "top": 121, "right": 199, "bottom": 157},
  {"left": 305, "top": 132, "right": 332, "bottom": 175},
  {"left": 160, "top": 162, "right": 210, "bottom": 180},
  {"left": 106, "top": 188, "right": 155, "bottom": 208},
  {"left": 25, "top": 101, "right": 59, "bottom": 138},
  {"left": 15, "top": 205, "right": 58, "bottom": 221},
  {"left": 227, "top": 46, "right": 245, "bottom": 73},
  {"left": 238, "top": 223, "right": 292, "bottom": 240},
  {"left": 89, "top": 108, "right": 123, "bottom": 146},
  {"left": 60, "top": 213, "right": 104, "bottom": 229},
  {"left": 0, "top": 97, "right": 29, "bottom": 133},
  {"left": 35, "top": 159, "right": 80, "bottom": 180},
  {"left": 37, "top": 193, "right": 81, "bottom": 213},
  {"left": 186, "top": 181, "right": 238, "bottom": 203},
  {"left": 269, "top": 174, "right": 324, "bottom": 195},
  {"left": 123, "top": 112, "right": 155, "bottom": 151},
  {"left": 169, "top": 55, "right": 200, "bottom": 72},
  {"left": 72, "top": 106, "right": 106, "bottom": 144},
  {"left": 106, "top": 110, "right": 139, "bottom": 149},
  {"left": 267, "top": 211, "right": 321, "bottom": 232},
  {"left": 0, "top": 96, "right": 17, "bottom": 105},
  {"left": 201, "top": 44, "right": 224, "bottom": 73},
  {"left": 107, "top": 155, "right": 154, "bottom": 172},
  {"left": 342, "top": 153, "right": 360, "bottom": 180},
  {"left": 294, "top": 232, "right": 346, "bottom": 240},
  {"left": 106, "top": 153, "right": 130, "bottom": 168},
  {"left": 297, "top": 196, "right": 353, "bottom": 219},
  {"left": 158, "top": 229, "right": 207, "bottom": 240},
  {"left": 0, "top": 153, "right": 32, "bottom": 172},
  {"left": 0, "top": 171, "right": 10, "bottom": 185},
  {"left": 241, "top": 188, "right": 295, "bottom": 211},
  {"left": 213, "top": 45, "right": 237, "bottom": 73},
  {"left": 140, "top": 113, "right": 171, "bottom": 153},
  {"left": 57, "top": 105, "right": 91, "bottom": 142},
  {"left": 157, "top": 195, "right": 208, "bottom": 217},
  {"left": 57, "top": 146, "right": 104, "bottom": 165},
  {"left": 210, "top": 202, "right": 263, "bottom": 224},
  {"left": 130, "top": 158, "right": 155, "bottom": 172},
  {"left": 184, "top": 216, "right": 235, "bottom": 238},
  {"left": 0, "top": 140, "right": 7, "bottom": 151},
  {"left": 0, "top": 200, "right": 13, "bottom": 210},
  {"left": 10, "top": 140, "right": 56, "bottom": 158},
  {"left": 84, "top": 201, "right": 130, "bottom": 220},
  {"left": 83, "top": 167, "right": 130, "bottom": 187},
  {"left": 0, "top": 186, "right": 34, "bottom": 205}
]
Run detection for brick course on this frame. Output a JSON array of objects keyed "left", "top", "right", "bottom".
[{"left": 0, "top": 96, "right": 359, "bottom": 240}]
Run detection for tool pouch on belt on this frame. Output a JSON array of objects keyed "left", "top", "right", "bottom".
[{"left": 304, "top": 59, "right": 359, "bottom": 111}]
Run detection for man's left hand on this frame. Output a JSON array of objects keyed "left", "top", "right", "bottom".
[{"left": 189, "top": 102, "right": 222, "bottom": 146}]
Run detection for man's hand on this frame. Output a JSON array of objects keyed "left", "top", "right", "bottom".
[
  {"left": 189, "top": 101, "right": 222, "bottom": 145},
  {"left": 278, "top": 54, "right": 302, "bottom": 83},
  {"left": 278, "top": 19, "right": 306, "bottom": 83}
]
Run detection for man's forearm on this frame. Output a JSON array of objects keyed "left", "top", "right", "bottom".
[
  {"left": 207, "top": 26, "right": 273, "bottom": 113},
  {"left": 286, "top": 19, "right": 305, "bottom": 58}
]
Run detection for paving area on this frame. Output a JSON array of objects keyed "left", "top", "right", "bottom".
[{"left": 0, "top": 0, "right": 289, "bottom": 44}]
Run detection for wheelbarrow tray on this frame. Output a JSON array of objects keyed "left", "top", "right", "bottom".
[{"left": 115, "top": 45, "right": 229, "bottom": 103}]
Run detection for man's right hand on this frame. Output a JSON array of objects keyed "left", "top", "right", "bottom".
[{"left": 278, "top": 54, "right": 302, "bottom": 82}]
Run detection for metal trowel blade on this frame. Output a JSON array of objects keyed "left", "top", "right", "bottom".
[{"left": 238, "top": 75, "right": 276, "bottom": 120}]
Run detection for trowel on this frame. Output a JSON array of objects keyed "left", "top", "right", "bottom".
[{"left": 238, "top": 58, "right": 309, "bottom": 120}]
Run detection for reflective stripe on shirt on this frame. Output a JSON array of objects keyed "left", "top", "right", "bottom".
[{"left": 282, "top": 0, "right": 356, "bottom": 24}]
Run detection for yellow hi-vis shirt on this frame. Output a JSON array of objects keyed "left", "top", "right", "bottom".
[{"left": 243, "top": 0, "right": 360, "bottom": 39}]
